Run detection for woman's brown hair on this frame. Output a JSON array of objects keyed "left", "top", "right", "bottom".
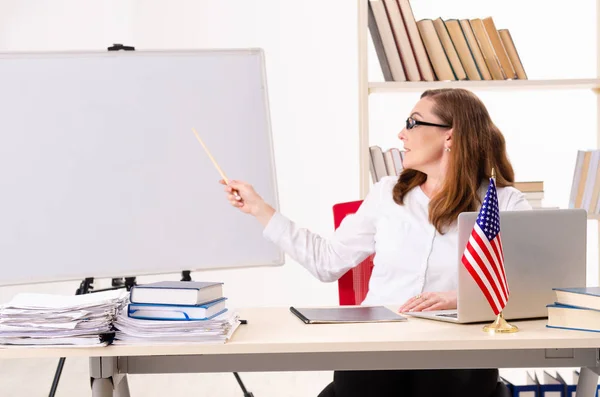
[{"left": 393, "top": 88, "right": 514, "bottom": 234}]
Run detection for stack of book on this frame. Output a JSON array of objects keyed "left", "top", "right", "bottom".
[
  {"left": 369, "top": 145, "right": 404, "bottom": 182},
  {"left": 569, "top": 149, "right": 600, "bottom": 214},
  {"left": 547, "top": 287, "right": 600, "bottom": 333},
  {"left": 514, "top": 181, "right": 544, "bottom": 209},
  {"left": 368, "top": 0, "right": 527, "bottom": 82},
  {"left": 112, "top": 281, "right": 241, "bottom": 344},
  {"left": 370, "top": 145, "right": 545, "bottom": 209}
]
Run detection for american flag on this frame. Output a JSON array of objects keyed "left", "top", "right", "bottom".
[{"left": 461, "top": 177, "right": 509, "bottom": 315}]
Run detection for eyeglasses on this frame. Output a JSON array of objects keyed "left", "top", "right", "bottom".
[{"left": 406, "top": 117, "right": 451, "bottom": 130}]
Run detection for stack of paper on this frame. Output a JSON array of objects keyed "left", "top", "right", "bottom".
[
  {"left": 112, "top": 309, "right": 241, "bottom": 345},
  {"left": 0, "top": 289, "right": 128, "bottom": 347}
]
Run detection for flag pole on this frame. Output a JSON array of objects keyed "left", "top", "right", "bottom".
[{"left": 482, "top": 167, "right": 519, "bottom": 334}]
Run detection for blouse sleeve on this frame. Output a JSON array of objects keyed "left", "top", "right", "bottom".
[{"left": 261, "top": 180, "right": 386, "bottom": 282}]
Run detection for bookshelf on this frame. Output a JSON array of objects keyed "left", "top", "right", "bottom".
[{"left": 357, "top": 0, "right": 600, "bottom": 283}]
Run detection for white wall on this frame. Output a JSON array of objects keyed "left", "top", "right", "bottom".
[{"left": 0, "top": 0, "right": 597, "bottom": 396}]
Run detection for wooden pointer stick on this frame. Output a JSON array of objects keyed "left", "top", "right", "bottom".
[{"left": 191, "top": 128, "right": 242, "bottom": 201}]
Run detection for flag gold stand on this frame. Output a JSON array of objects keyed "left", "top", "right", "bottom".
[{"left": 483, "top": 312, "right": 518, "bottom": 333}]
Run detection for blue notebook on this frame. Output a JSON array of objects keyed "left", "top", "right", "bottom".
[
  {"left": 130, "top": 281, "right": 223, "bottom": 305},
  {"left": 128, "top": 297, "right": 228, "bottom": 321}
]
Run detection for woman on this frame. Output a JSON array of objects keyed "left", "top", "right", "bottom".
[{"left": 221, "top": 88, "right": 531, "bottom": 397}]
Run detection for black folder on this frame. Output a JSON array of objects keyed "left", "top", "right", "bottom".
[{"left": 289, "top": 306, "right": 407, "bottom": 324}]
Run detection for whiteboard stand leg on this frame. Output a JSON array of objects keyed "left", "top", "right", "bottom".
[
  {"left": 48, "top": 357, "right": 66, "bottom": 396},
  {"left": 48, "top": 277, "right": 94, "bottom": 397},
  {"left": 233, "top": 372, "right": 254, "bottom": 397},
  {"left": 179, "top": 271, "right": 254, "bottom": 397}
]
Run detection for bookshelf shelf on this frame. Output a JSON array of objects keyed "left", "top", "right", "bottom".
[{"left": 369, "top": 79, "right": 600, "bottom": 94}]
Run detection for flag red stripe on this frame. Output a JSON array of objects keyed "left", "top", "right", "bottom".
[
  {"left": 462, "top": 254, "right": 500, "bottom": 315},
  {"left": 473, "top": 230, "right": 508, "bottom": 300},
  {"left": 491, "top": 235, "right": 509, "bottom": 294},
  {"left": 467, "top": 231, "right": 505, "bottom": 307}
]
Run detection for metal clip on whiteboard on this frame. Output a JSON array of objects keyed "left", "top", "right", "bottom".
[{"left": 107, "top": 43, "right": 135, "bottom": 51}]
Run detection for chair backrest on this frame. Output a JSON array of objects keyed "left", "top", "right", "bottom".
[{"left": 332, "top": 200, "right": 375, "bottom": 306}]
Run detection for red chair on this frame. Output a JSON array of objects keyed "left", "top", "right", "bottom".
[{"left": 332, "top": 200, "right": 375, "bottom": 306}]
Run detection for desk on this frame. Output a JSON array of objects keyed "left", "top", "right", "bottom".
[{"left": 1, "top": 307, "right": 600, "bottom": 396}]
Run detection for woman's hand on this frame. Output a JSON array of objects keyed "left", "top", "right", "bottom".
[
  {"left": 219, "top": 179, "right": 275, "bottom": 226},
  {"left": 398, "top": 291, "right": 457, "bottom": 313}
]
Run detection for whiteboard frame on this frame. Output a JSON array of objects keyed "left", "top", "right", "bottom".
[{"left": 0, "top": 48, "right": 284, "bottom": 286}]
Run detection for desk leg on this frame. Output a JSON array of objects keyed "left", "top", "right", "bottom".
[
  {"left": 114, "top": 374, "right": 130, "bottom": 397},
  {"left": 91, "top": 378, "right": 114, "bottom": 397},
  {"left": 577, "top": 367, "right": 600, "bottom": 397},
  {"left": 90, "top": 357, "right": 130, "bottom": 397}
]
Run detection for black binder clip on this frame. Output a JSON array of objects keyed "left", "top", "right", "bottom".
[{"left": 107, "top": 43, "right": 135, "bottom": 51}]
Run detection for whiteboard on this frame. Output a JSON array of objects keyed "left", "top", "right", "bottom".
[{"left": 0, "top": 49, "right": 283, "bottom": 286}]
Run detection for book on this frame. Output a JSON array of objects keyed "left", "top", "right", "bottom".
[
  {"left": 498, "top": 29, "right": 527, "bottom": 79},
  {"left": 470, "top": 18, "right": 505, "bottom": 80},
  {"left": 368, "top": 0, "right": 406, "bottom": 81},
  {"left": 575, "top": 150, "right": 592, "bottom": 209},
  {"left": 289, "top": 305, "right": 406, "bottom": 324},
  {"left": 547, "top": 303, "right": 600, "bottom": 333},
  {"left": 569, "top": 150, "right": 587, "bottom": 209},
  {"left": 389, "top": 148, "right": 404, "bottom": 175},
  {"left": 417, "top": 19, "right": 456, "bottom": 81},
  {"left": 582, "top": 151, "right": 600, "bottom": 211},
  {"left": 368, "top": 0, "right": 393, "bottom": 81},
  {"left": 514, "top": 181, "right": 544, "bottom": 192},
  {"left": 482, "top": 16, "right": 517, "bottom": 79},
  {"left": 590, "top": 154, "right": 600, "bottom": 213},
  {"left": 432, "top": 18, "right": 467, "bottom": 80},
  {"left": 128, "top": 298, "right": 228, "bottom": 321},
  {"left": 369, "top": 145, "right": 387, "bottom": 182},
  {"left": 383, "top": 149, "right": 396, "bottom": 176},
  {"left": 130, "top": 281, "right": 223, "bottom": 305},
  {"left": 444, "top": 19, "right": 482, "bottom": 81},
  {"left": 396, "top": 0, "right": 435, "bottom": 81},
  {"left": 459, "top": 19, "right": 492, "bottom": 80},
  {"left": 553, "top": 286, "right": 600, "bottom": 311},
  {"left": 382, "top": 0, "right": 421, "bottom": 81}
]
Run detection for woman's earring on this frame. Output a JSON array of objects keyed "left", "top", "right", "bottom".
[{"left": 445, "top": 147, "right": 451, "bottom": 152}]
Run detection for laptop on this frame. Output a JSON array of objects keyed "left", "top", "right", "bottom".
[{"left": 408, "top": 209, "right": 587, "bottom": 323}]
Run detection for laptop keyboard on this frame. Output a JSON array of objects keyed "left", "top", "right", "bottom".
[{"left": 435, "top": 312, "right": 458, "bottom": 318}]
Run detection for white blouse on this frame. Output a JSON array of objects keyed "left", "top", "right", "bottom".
[{"left": 262, "top": 176, "right": 532, "bottom": 306}]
